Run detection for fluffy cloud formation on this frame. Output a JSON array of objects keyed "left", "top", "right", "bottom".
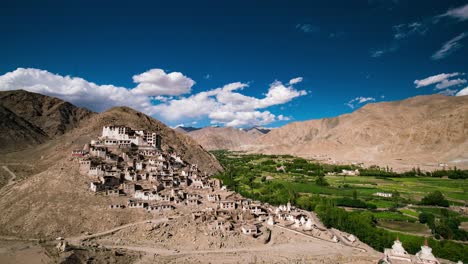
[
  {"left": 0, "top": 68, "right": 154, "bottom": 112},
  {"left": 414, "top": 72, "right": 462, "bottom": 88},
  {"left": 154, "top": 80, "right": 307, "bottom": 127},
  {"left": 346, "top": 96, "right": 375, "bottom": 109},
  {"left": 456, "top": 87, "right": 468, "bottom": 96},
  {"left": 131, "top": 69, "right": 195, "bottom": 96},
  {"left": 440, "top": 3, "right": 468, "bottom": 21},
  {"left": 0, "top": 68, "right": 306, "bottom": 128},
  {"left": 431, "top": 33, "right": 467, "bottom": 60}
]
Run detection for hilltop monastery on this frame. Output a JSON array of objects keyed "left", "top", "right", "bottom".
[{"left": 70, "top": 125, "right": 449, "bottom": 263}]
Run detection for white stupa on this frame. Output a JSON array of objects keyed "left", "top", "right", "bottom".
[
  {"left": 303, "top": 218, "right": 314, "bottom": 231},
  {"left": 300, "top": 216, "right": 306, "bottom": 225},
  {"left": 415, "top": 239, "right": 440, "bottom": 264},
  {"left": 384, "top": 237, "right": 412, "bottom": 263},
  {"left": 267, "top": 215, "right": 275, "bottom": 226}
]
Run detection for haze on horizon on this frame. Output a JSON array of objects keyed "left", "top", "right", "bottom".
[{"left": 0, "top": 0, "right": 467, "bottom": 128}]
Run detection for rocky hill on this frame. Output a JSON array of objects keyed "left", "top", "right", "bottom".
[
  {"left": 0, "top": 105, "right": 49, "bottom": 151},
  {"left": 0, "top": 90, "right": 95, "bottom": 151},
  {"left": 0, "top": 100, "right": 222, "bottom": 239},
  {"left": 187, "top": 126, "right": 266, "bottom": 150},
  {"left": 174, "top": 126, "right": 201, "bottom": 133},
  {"left": 246, "top": 94, "right": 468, "bottom": 170}
]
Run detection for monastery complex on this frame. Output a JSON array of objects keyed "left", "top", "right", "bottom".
[{"left": 71, "top": 125, "right": 450, "bottom": 264}]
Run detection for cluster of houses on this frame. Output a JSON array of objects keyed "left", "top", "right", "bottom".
[{"left": 72, "top": 125, "right": 342, "bottom": 240}]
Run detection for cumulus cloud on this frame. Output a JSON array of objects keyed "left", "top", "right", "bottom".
[
  {"left": 154, "top": 80, "right": 307, "bottom": 127},
  {"left": 346, "top": 96, "right": 376, "bottom": 109},
  {"left": 456, "top": 87, "right": 468, "bottom": 96},
  {"left": 431, "top": 33, "right": 467, "bottom": 60},
  {"left": 131, "top": 69, "right": 195, "bottom": 96},
  {"left": 277, "top": 115, "right": 291, "bottom": 121},
  {"left": 0, "top": 68, "right": 154, "bottom": 112},
  {"left": 414, "top": 72, "right": 462, "bottom": 88},
  {"left": 0, "top": 68, "right": 306, "bottom": 128}
]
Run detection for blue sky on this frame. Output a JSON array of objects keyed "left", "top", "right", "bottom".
[{"left": 0, "top": 0, "right": 467, "bottom": 128}]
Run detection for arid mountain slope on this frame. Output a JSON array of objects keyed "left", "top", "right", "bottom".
[
  {"left": 0, "top": 106, "right": 222, "bottom": 239},
  {"left": 174, "top": 126, "right": 201, "bottom": 133},
  {"left": 247, "top": 95, "right": 468, "bottom": 170},
  {"left": 0, "top": 105, "right": 49, "bottom": 151},
  {"left": 187, "top": 126, "right": 264, "bottom": 150},
  {"left": 0, "top": 90, "right": 95, "bottom": 137}
]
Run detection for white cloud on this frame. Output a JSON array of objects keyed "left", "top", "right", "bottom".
[
  {"left": 0, "top": 68, "right": 154, "bottom": 113},
  {"left": 435, "top": 78, "right": 467, "bottom": 89},
  {"left": 0, "top": 68, "right": 306, "bottom": 127},
  {"left": 438, "top": 89, "right": 458, "bottom": 96},
  {"left": 131, "top": 69, "right": 195, "bottom": 96},
  {"left": 289, "top": 77, "right": 303, "bottom": 85},
  {"left": 346, "top": 96, "right": 376, "bottom": 109},
  {"left": 371, "top": 50, "right": 385, "bottom": 58},
  {"left": 414, "top": 72, "right": 461, "bottom": 88},
  {"left": 393, "top": 22, "right": 427, "bottom": 39},
  {"left": 440, "top": 3, "right": 468, "bottom": 21},
  {"left": 296, "top": 24, "right": 319, "bottom": 33},
  {"left": 277, "top": 115, "right": 291, "bottom": 121},
  {"left": 154, "top": 80, "right": 307, "bottom": 127},
  {"left": 431, "top": 33, "right": 467, "bottom": 60},
  {"left": 456, "top": 87, "right": 468, "bottom": 96}
]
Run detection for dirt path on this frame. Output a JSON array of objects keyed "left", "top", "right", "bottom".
[
  {"left": 0, "top": 166, "right": 17, "bottom": 193},
  {"left": 67, "top": 218, "right": 169, "bottom": 245}
]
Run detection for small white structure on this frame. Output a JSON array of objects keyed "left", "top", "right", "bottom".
[
  {"left": 383, "top": 238, "right": 412, "bottom": 263},
  {"left": 267, "top": 215, "right": 275, "bottom": 226},
  {"left": 415, "top": 239, "right": 440, "bottom": 264},
  {"left": 303, "top": 218, "right": 314, "bottom": 231},
  {"left": 374, "top": 192, "right": 393, "bottom": 198},
  {"left": 241, "top": 225, "right": 258, "bottom": 236}
]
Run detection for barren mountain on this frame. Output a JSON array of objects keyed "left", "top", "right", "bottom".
[
  {"left": 246, "top": 95, "right": 468, "bottom": 171},
  {"left": 174, "top": 126, "right": 201, "bottom": 133},
  {"left": 187, "top": 126, "right": 265, "bottom": 150},
  {"left": 0, "top": 90, "right": 95, "bottom": 137},
  {"left": 0, "top": 105, "right": 49, "bottom": 151},
  {"left": 0, "top": 95, "right": 222, "bottom": 239}
]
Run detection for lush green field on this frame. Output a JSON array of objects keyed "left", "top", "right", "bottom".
[{"left": 212, "top": 150, "right": 468, "bottom": 262}]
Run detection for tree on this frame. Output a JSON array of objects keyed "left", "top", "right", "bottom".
[
  {"left": 353, "top": 189, "right": 358, "bottom": 200},
  {"left": 420, "top": 191, "right": 450, "bottom": 207},
  {"left": 315, "top": 175, "right": 329, "bottom": 186}
]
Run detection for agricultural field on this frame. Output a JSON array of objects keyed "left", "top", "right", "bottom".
[{"left": 212, "top": 150, "right": 468, "bottom": 239}]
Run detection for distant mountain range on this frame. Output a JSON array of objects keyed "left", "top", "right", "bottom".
[
  {"left": 182, "top": 126, "right": 271, "bottom": 151},
  {"left": 181, "top": 94, "right": 468, "bottom": 171}
]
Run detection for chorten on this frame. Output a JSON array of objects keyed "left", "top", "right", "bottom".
[
  {"left": 415, "top": 239, "right": 440, "bottom": 264},
  {"left": 383, "top": 237, "right": 412, "bottom": 263},
  {"left": 303, "top": 218, "right": 314, "bottom": 231}
]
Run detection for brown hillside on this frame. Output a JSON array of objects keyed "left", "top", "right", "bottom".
[
  {"left": 247, "top": 95, "right": 468, "bottom": 171},
  {"left": 0, "top": 106, "right": 222, "bottom": 239},
  {"left": 187, "top": 127, "right": 262, "bottom": 150},
  {"left": 0, "top": 89, "right": 95, "bottom": 137},
  {"left": 0, "top": 105, "right": 48, "bottom": 151}
]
